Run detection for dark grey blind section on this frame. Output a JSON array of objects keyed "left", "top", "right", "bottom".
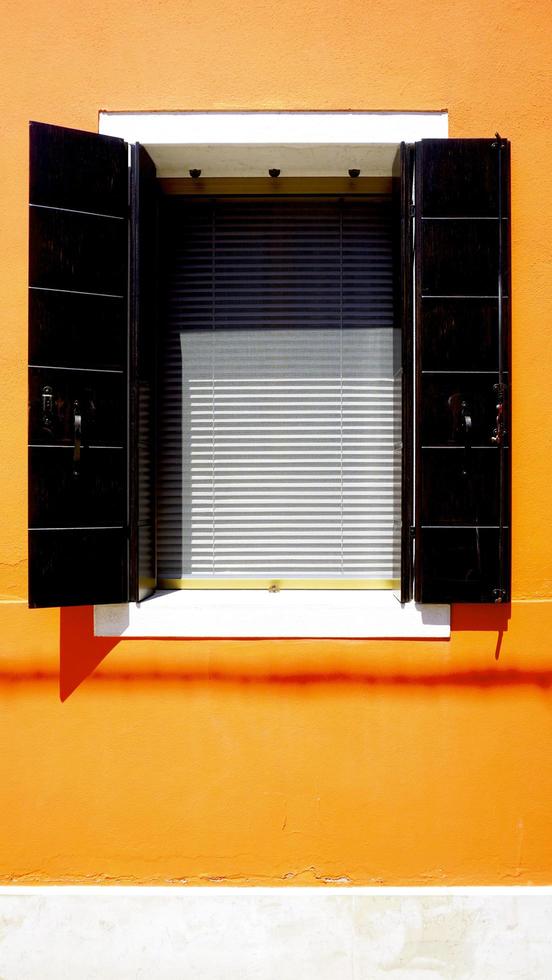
[{"left": 158, "top": 197, "right": 400, "bottom": 583}]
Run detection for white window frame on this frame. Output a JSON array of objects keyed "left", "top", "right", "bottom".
[{"left": 95, "top": 111, "right": 450, "bottom": 639}]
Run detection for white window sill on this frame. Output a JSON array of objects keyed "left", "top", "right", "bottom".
[{"left": 94, "top": 590, "right": 450, "bottom": 639}]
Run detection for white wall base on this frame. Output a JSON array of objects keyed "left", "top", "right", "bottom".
[{"left": 1, "top": 887, "right": 551, "bottom": 979}]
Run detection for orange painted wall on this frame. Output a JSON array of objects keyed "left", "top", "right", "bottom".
[{"left": 1, "top": 0, "right": 552, "bottom": 885}]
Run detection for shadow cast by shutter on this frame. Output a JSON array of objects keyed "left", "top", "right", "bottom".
[
  {"left": 59, "top": 605, "right": 120, "bottom": 701},
  {"left": 56, "top": 598, "right": 552, "bottom": 701},
  {"left": 451, "top": 603, "right": 511, "bottom": 660}
]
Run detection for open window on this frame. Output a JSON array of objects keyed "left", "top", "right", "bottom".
[{"left": 28, "top": 119, "right": 511, "bottom": 610}]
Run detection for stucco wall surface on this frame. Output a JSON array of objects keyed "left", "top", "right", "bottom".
[{"left": 1, "top": 0, "right": 552, "bottom": 886}]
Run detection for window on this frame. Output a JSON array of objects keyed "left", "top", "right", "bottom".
[{"left": 27, "top": 114, "right": 511, "bottom": 635}]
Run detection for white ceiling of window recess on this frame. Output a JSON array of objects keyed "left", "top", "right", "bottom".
[{"left": 99, "top": 112, "right": 449, "bottom": 178}]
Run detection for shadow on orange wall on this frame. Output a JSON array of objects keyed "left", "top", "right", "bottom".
[
  {"left": 451, "top": 604, "right": 511, "bottom": 632},
  {"left": 57, "top": 601, "right": 536, "bottom": 703},
  {"left": 60, "top": 606, "right": 119, "bottom": 701},
  {"left": 451, "top": 603, "right": 511, "bottom": 659}
]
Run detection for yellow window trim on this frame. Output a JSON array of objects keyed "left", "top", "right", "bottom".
[
  {"left": 158, "top": 579, "right": 400, "bottom": 592},
  {"left": 159, "top": 175, "right": 393, "bottom": 196}
]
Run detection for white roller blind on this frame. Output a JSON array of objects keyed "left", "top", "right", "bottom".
[{"left": 158, "top": 197, "right": 401, "bottom": 584}]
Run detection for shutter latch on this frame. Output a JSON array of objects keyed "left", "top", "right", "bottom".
[{"left": 448, "top": 393, "right": 473, "bottom": 444}]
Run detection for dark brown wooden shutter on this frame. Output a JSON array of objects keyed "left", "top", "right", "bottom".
[
  {"left": 412, "top": 137, "right": 511, "bottom": 603},
  {"left": 28, "top": 121, "right": 129, "bottom": 607},
  {"left": 129, "top": 144, "right": 158, "bottom": 601},
  {"left": 399, "top": 142, "right": 415, "bottom": 603}
]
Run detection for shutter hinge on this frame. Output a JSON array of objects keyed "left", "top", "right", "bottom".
[{"left": 409, "top": 204, "right": 416, "bottom": 218}]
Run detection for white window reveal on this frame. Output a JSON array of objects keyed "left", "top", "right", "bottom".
[{"left": 95, "top": 111, "right": 450, "bottom": 638}]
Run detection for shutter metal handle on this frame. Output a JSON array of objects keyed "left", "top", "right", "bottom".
[
  {"left": 41, "top": 384, "right": 54, "bottom": 433},
  {"left": 73, "top": 400, "right": 82, "bottom": 479}
]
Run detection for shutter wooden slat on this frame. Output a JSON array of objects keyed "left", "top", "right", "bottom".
[
  {"left": 413, "top": 138, "right": 511, "bottom": 604},
  {"left": 30, "top": 529, "right": 127, "bottom": 608},
  {"left": 420, "top": 448, "right": 504, "bottom": 526},
  {"left": 420, "top": 299, "right": 499, "bottom": 372},
  {"left": 28, "top": 122, "right": 129, "bottom": 608},
  {"left": 420, "top": 220, "right": 501, "bottom": 297},
  {"left": 30, "top": 122, "right": 128, "bottom": 215},
  {"left": 29, "top": 208, "right": 126, "bottom": 296},
  {"left": 29, "top": 447, "right": 125, "bottom": 528},
  {"left": 419, "top": 527, "right": 503, "bottom": 603},
  {"left": 29, "top": 290, "right": 125, "bottom": 371}
]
